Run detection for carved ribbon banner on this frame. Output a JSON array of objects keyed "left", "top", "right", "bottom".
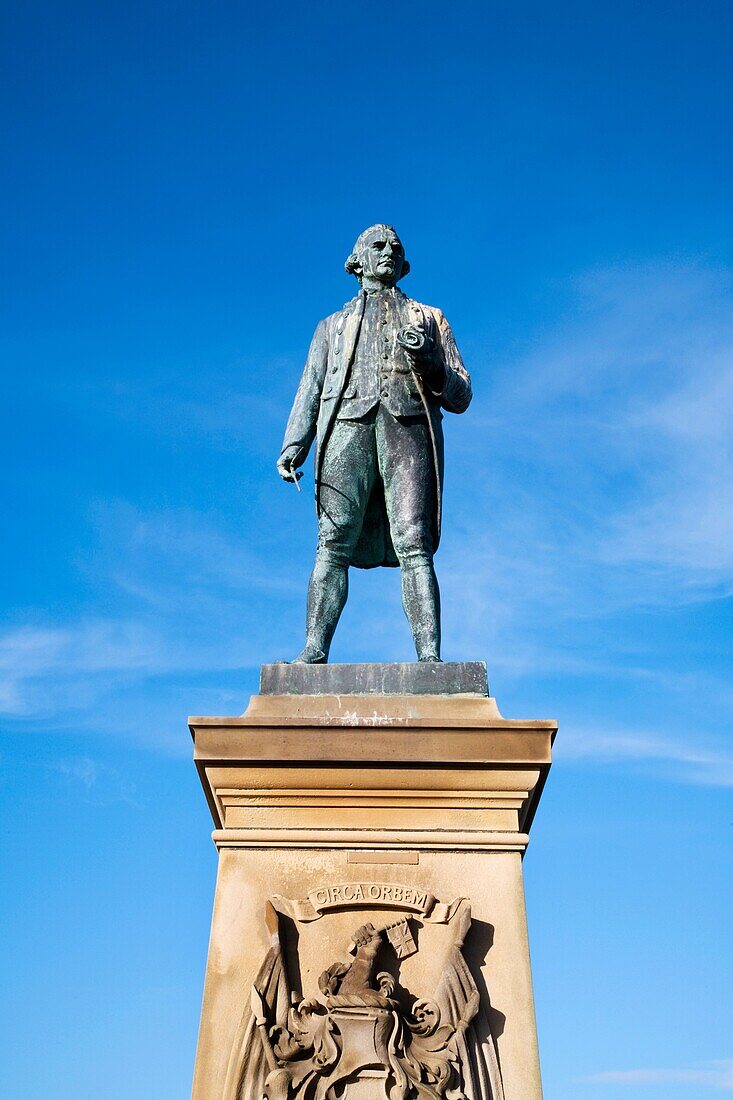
[{"left": 270, "top": 881, "right": 464, "bottom": 924}]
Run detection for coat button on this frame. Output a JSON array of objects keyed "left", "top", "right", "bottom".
[{"left": 382, "top": 352, "right": 388, "bottom": 359}]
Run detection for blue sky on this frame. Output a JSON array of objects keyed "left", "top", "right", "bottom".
[{"left": 1, "top": 1, "right": 732, "bottom": 1096}]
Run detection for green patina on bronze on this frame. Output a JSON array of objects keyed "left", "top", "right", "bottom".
[{"left": 278, "top": 226, "right": 472, "bottom": 663}]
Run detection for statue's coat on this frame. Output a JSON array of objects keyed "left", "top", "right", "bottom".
[{"left": 281, "top": 287, "right": 472, "bottom": 568}]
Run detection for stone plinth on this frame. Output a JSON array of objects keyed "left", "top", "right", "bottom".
[
  {"left": 259, "top": 660, "right": 490, "bottom": 697},
  {"left": 190, "top": 664, "right": 556, "bottom": 1100}
]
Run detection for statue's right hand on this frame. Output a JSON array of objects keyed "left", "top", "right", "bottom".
[{"left": 276, "top": 446, "right": 303, "bottom": 484}]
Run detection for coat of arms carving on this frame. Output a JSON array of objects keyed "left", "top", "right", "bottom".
[{"left": 223, "top": 885, "right": 504, "bottom": 1099}]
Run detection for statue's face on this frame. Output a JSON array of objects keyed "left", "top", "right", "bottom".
[{"left": 357, "top": 227, "right": 405, "bottom": 286}]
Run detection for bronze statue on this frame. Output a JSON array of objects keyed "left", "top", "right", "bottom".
[{"left": 278, "top": 225, "right": 472, "bottom": 663}]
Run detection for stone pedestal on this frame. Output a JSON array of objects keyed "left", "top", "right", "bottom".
[{"left": 190, "top": 663, "right": 555, "bottom": 1100}]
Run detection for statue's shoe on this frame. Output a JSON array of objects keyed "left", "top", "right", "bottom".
[
  {"left": 293, "top": 646, "right": 328, "bottom": 664},
  {"left": 418, "top": 654, "right": 442, "bottom": 662}
]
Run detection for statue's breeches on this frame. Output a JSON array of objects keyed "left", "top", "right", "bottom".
[{"left": 316, "top": 406, "right": 436, "bottom": 568}]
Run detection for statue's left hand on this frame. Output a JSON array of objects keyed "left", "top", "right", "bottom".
[
  {"left": 397, "top": 324, "right": 433, "bottom": 360},
  {"left": 398, "top": 325, "right": 444, "bottom": 387}
]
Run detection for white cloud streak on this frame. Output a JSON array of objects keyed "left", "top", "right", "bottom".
[
  {"left": 47, "top": 755, "right": 141, "bottom": 805},
  {"left": 463, "top": 262, "right": 733, "bottom": 608},
  {"left": 0, "top": 621, "right": 161, "bottom": 716},
  {"left": 579, "top": 1059, "right": 733, "bottom": 1090},
  {"left": 560, "top": 727, "right": 733, "bottom": 786}
]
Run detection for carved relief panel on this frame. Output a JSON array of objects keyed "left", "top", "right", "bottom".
[{"left": 223, "top": 883, "right": 504, "bottom": 1100}]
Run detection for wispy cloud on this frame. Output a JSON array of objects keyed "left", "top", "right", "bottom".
[
  {"left": 69, "top": 357, "right": 297, "bottom": 456},
  {"left": 53, "top": 755, "right": 99, "bottom": 789},
  {"left": 579, "top": 1059, "right": 733, "bottom": 1090},
  {"left": 0, "top": 614, "right": 262, "bottom": 728},
  {"left": 430, "top": 262, "right": 733, "bottom": 687},
  {"left": 561, "top": 727, "right": 733, "bottom": 787},
  {"left": 0, "top": 503, "right": 302, "bottom": 730},
  {"left": 446, "top": 262, "right": 733, "bottom": 620},
  {"left": 89, "top": 501, "right": 303, "bottom": 606},
  {"left": 46, "top": 755, "right": 141, "bottom": 805},
  {"left": 0, "top": 621, "right": 162, "bottom": 716}
]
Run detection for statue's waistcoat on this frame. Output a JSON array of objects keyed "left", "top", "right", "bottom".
[{"left": 336, "top": 288, "right": 425, "bottom": 421}]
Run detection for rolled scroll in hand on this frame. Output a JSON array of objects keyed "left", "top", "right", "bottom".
[
  {"left": 397, "top": 324, "right": 442, "bottom": 385},
  {"left": 397, "top": 324, "right": 431, "bottom": 357}
]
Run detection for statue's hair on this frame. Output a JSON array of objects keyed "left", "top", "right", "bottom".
[{"left": 345, "top": 224, "right": 410, "bottom": 281}]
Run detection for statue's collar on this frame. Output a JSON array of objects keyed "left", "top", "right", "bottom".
[
  {"left": 361, "top": 285, "right": 404, "bottom": 299},
  {"left": 342, "top": 286, "right": 405, "bottom": 316}
]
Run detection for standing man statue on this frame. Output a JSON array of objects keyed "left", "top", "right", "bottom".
[{"left": 277, "top": 225, "right": 472, "bottom": 663}]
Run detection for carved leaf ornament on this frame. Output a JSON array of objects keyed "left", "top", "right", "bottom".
[{"left": 222, "top": 886, "right": 505, "bottom": 1100}]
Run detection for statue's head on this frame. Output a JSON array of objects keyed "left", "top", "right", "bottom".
[{"left": 345, "top": 225, "right": 410, "bottom": 287}]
